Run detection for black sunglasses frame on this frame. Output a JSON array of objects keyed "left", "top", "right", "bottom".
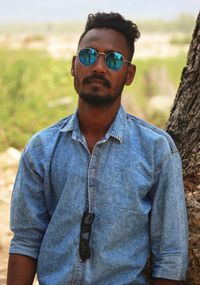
[{"left": 79, "top": 210, "right": 95, "bottom": 262}]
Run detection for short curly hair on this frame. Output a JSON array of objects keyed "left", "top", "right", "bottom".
[{"left": 78, "top": 12, "right": 140, "bottom": 60}]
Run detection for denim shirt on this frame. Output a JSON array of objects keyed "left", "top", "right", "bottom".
[{"left": 10, "top": 106, "right": 188, "bottom": 285}]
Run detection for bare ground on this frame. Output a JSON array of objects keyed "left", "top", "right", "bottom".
[
  {"left": 0, "top": 33, "right": 189, "bottom": 59},
  {"left": 0, "top": 148, "right": 19, "bottom": 285},
  {"left": 0, "top": 148, "right": 40, "bottom": 284}
]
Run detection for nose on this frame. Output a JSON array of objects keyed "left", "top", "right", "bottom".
[{"left": 91, "top": 53, "right": 106, "bottom": 73}]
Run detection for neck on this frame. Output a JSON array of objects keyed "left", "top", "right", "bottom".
[{"left": 77, "top": 98, "right": 120, "bottom": 152}]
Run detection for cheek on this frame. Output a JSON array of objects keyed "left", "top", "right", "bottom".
[
  {"left": 73, "top": 65, "right": 83, "bottom": 87},
  {"left": 112, "top": 73, "right": 127, "bottom": 89},
  {"left": 74, "top": 74, "right": 82, "bottom": 93},
  {"left": 74, "top": 63, "right": 88, "bottom": 83}
]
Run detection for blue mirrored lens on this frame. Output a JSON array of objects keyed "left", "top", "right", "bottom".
[
  {"left": 78, "top": 48, "right": 125, "bottom": 70},
  {"left": 78, "top": 48, "right": 97, "bottom": 66},
  {"left": 106, "top": 52, "right": 124, "bottom": 70}
]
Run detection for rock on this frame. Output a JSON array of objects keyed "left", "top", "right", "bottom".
[{"left": 0, "top": 147, "right": 21, "bottom": 169}]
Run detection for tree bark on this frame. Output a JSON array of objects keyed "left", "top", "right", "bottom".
[{"left": 165, "top": 11, "right": 200, "bottom": 285}]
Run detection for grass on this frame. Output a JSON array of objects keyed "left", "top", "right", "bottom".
[
  {"left": 123, "top": 55, "right": 186, "bottom": 124},
  {"left": 0, "top": 48, "right": 77, "bottom": 150},
  {"left": 0, "top": 48, "right": 187, "bottom": 151}
]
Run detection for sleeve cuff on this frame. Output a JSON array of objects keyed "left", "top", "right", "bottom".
[{"left": 152, "top": 254, "right": 188, "bottom": 280}]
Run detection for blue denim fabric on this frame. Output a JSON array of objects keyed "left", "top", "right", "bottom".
[{"left": 10, "top": 106, "right": 188, "bottom": 285}]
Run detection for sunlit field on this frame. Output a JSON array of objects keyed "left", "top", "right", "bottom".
[{"left": 0, "top": 47, "right": 187, "bottom": 151}]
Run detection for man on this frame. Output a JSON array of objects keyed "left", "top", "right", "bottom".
[{"left": 7, "top": 12, "right": 188, "bottom": 285}]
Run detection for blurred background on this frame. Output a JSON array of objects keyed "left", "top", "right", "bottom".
[
  {"left": 0, "top": 1, "right": 199, "bottom": 284},
  {"left": 0, "top": 0, "right": 199, "bottom": 151}
]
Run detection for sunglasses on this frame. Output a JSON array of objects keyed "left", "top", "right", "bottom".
[
  {"left": 79, "top": 210, "right": 95, "bottom": 262},
  {"left": 78, "top": 48, "right": 131, "bottom": 71}
]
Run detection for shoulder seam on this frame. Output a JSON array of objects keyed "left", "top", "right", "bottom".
[
  {"left": 40, "top": 115, "right": 73, "bottom": 132},
  {"left": 126, "top": 113, "right": 176, "bottom": 152},
  {"left": 154, "top": 151, "right": 180, "bottom": 181}
]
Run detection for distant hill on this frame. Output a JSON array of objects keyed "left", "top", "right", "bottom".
[{"left": 0, "top": 14, "right": 196, "bottom": 35}]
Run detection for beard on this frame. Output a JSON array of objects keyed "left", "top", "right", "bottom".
[
  {"left": 79, "top": 89, "right": 121, "bottom": 107},
  {"left": 75, "top": 74, "right": 124, "bottom": 107}
]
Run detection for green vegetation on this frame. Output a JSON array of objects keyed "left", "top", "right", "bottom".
[
  {"left": 0, "top": 48, "right": 187, "bottom": 151},
  {"left": 170, "top": 35, "right": 192, "bottom": 45},
  {"left": 0, "top": 48, "right": 77, "bottom": 151},
  {"left": 0, "top": 21, "right": 84, "bottom": 35},
  {"left": 137, "top": 14, "right": 195, "bottom": 34},
  {"left": 123, "top": 54, "right": 186, "bottom": 125}
]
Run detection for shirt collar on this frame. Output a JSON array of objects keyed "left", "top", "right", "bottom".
[
  {"left": 104, "top": 106, "right": 126, "bottom": 143},
  {"left": 60, "top": 106, "right": 127, "bottom": 143},
  {"left": 60, "top": 111, "right": 82, "bottom": 141}
]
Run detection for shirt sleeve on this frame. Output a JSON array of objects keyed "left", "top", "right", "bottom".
[
  {"left": 150, "top": 151, "right": 188, "bottom": 280},
  {"left": 9, "top": 151, "right": 50, "bottom": 259}
]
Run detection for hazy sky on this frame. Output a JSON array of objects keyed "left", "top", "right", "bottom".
[{"left": 0, "top": 0, "right": 199, "bottom": 22}]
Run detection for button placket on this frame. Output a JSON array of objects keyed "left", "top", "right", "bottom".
[{"left": 71, "top": 144, "right": 101, "bottom": 284}]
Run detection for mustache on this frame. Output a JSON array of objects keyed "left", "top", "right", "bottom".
[{"left": 83, "top": 74, "right": 111, "bottom": 88}]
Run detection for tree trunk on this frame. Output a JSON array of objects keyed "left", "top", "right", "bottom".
[{"left": 165, "top": 11, "right": 200, "bottom": 285}]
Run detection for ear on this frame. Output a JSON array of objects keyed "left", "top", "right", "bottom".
[
  {"left": 71, "top": 56, "right": 76, "bottom": 77},
  {"left": 125, "top": 64, "right": 136, "bottom": 86}
]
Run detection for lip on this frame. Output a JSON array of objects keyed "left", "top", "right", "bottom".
[
  {"left": 86, "top": 79, "right": 108, "bottom": 87},
  {"left": 83, "top": 75, "right": 111, "bottom": 88},
  {"left": 88, "top": 79, "right": 105, "bottom": 84}
]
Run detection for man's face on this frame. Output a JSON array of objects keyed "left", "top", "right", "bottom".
[{"left": 71, "top": 28, "right": 136, "bottom": 107}]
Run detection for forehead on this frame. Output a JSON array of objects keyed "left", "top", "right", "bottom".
[{"left": 78, "top": 28, "right": 129, "bottom": 54}]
